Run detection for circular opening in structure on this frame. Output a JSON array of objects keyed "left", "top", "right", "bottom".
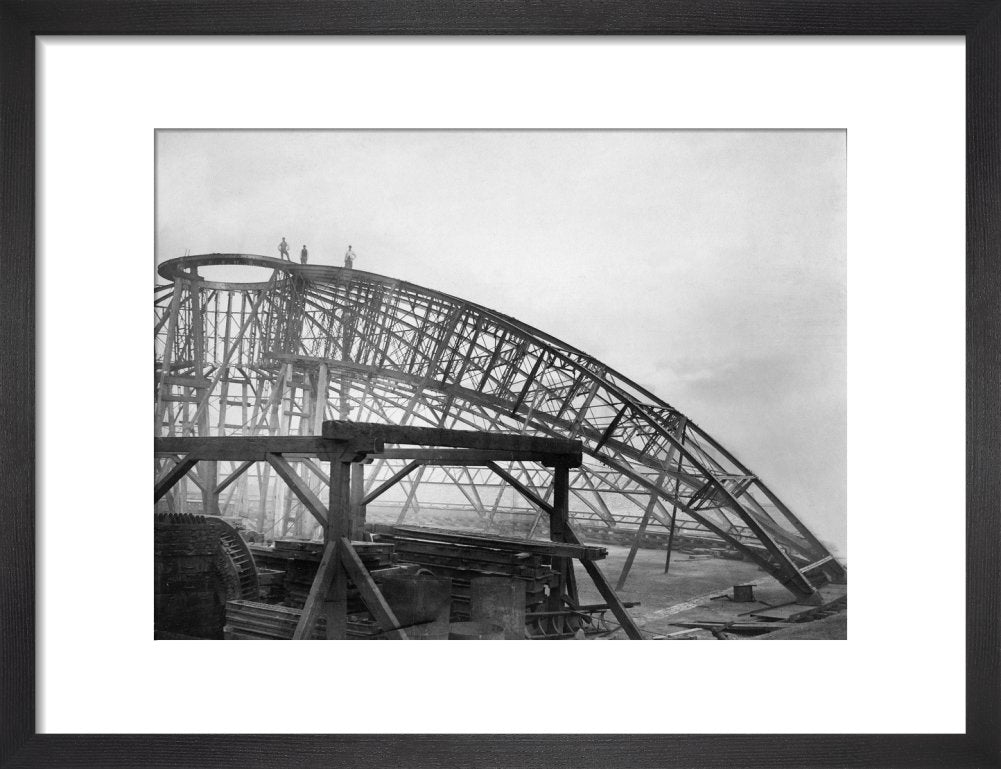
[
  {"left": 194, "top": 263, "right": 282, "bottom": 286},
  {"left": 157, "top": 255, "right": 299, "bottom": 289}
]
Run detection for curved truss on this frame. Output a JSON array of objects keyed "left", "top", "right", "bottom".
[{"left": 154, "top": 254, "right": 844, "bottom": 598}]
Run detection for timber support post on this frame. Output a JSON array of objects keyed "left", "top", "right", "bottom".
[
  {"left": 548, "top": 463, "right": 579, "bottom": 617},
  {"left": 350, "top": 462, "right": 367, "bottom": 541},
  {"left": 324, "top": 453, "right": 350, "bottom": 640}
]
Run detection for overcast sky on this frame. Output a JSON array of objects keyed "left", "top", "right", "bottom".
[{"left": 156, "top": 130, "right": 846, "bottom": 555}]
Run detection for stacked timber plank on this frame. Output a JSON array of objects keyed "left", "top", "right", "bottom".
[
  {"left": 249, "top": 541, "right": 320, "bottom": 607},
  {"left": 224, "top": 600, "right": 322, "bottom": 639},
  {"left": 371, "top": 525, "right": 607, "bottom": 624},
  {"left": 256, "top": 568, "right": 286, "bottom": 603},
  {"left": 249, "top": 540, "right": 394, "bottom": 609},
  {"left": 224, "top": 600, "right": 384, "bottom": 640},
  {"left": 241, "top": 539, "right": 415, "bottom": 638}
]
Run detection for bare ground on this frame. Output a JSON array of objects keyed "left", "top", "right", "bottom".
[{"left": 575, "top": 542, "right": 846, "bottom": 640}]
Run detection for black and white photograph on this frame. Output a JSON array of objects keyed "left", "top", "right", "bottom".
[
  {"left": 5, "top": 13, "right": 986, "bottom": 765},
  {"left": 153, "top": 129, "right": 847, "bottom": 641}
]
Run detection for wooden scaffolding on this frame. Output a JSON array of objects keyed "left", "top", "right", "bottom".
[{"left": 154, "top": 419, "right": 643, "bottom": 639}]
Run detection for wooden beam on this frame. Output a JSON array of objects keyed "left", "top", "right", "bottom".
[
  {"left": 213, "top": 459, "right": 255, "bottom": 495},
  {"left": 325, "top": 459, "right": 351, "bottom": 639},
  {"left": 292, "top": 540, "right": 339, "bottom": 640},
  {"left": 555, "top": 525, "right": 643, "bottom": 639},
  {"left": 350, "top": 462, "right": 366, "bottom": 541},
  {"left": 322, "top": 419, "right": 581, "bottom": 456},
  {"left": 395, "top": 465, "right": 425, "bottom": 525},
  {"left": 381, "top": 525, "right": 607, "bottom": 561},
  {"left": 339, "top": 538, "right": 408, "bottom": 639},
  {"left": 485, "top": 461, "right": 554, "bottom": 515},
  {"left": 371, "top": 448, "right": 582, "bottom": 466},
  {"left": 300, "top": 458, "right": 331, "bottom": 485},
  {"left": 159, "top": 374, "right": 211, "bottom": 388},
  {"left": 154, "top": 454, "right": 198, "bottom": 502},
  {"left": 267, "top": 454, "right": 328, "bottom": 528},
  {"left": 361, "top": 460, "right": 422, "bottom": 506},
  {"left": 549, "top": 464, "right": 572, "bottom": 616},
  {"left": 154, "top": 435, "right": 383, "bottom": 461}
]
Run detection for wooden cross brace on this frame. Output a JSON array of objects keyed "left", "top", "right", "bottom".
[{"left": 293, "top": 538, "right": 408, "bottom": 640}]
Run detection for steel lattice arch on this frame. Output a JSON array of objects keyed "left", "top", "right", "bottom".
[{"left": 154, "top": 254, "right": 845, "bottom": 599}]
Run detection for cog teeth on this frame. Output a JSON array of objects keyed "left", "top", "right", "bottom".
[{"left": 156, "top": 513, "right": 259, "bottom": 600}]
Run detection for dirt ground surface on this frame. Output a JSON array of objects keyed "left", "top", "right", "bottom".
[
  {"left": 575, "top": 542, "right": 847, "bottom": 640},
  {"left": 748, "top": 611, "right": 847, "bottom": 640}
]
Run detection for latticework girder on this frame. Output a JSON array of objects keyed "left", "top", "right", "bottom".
[{"left": 154, "top": 254, "right": 845, "bottom": 598}]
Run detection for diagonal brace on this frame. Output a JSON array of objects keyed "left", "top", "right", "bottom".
[
  {"left": 339, "top": 538, "right": 408, "bottom": 639},
  {"left": 293, "top": 540, "right": 339, "bottom": 640},
  {"left": 154, "top": 454, "right": 198, "bottom": 502},
  {"left": 361, "top": 460, "right": 422, "bottom": 506},
  {"left": 485, "top": 461, "right": 554, "bottom": 515},
  {"left": 214, "top": 459, "right": 255, "bottom": 495},
  {"left": 267, "top": 453, "right": 328, "bottom": 527}
]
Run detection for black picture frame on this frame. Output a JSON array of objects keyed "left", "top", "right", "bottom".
[{"left": 2, "top": 2, "right": 998, "bottom": 767}]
